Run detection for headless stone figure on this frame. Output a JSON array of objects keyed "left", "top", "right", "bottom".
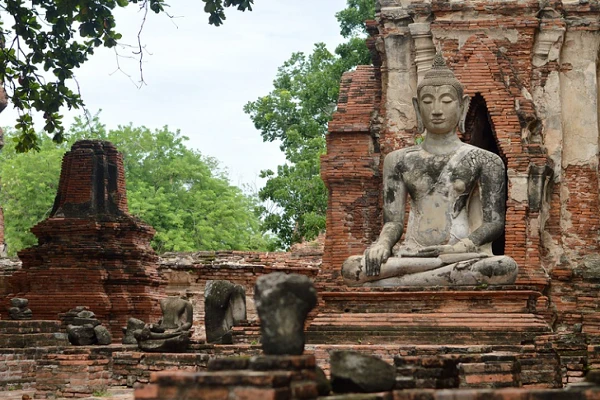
[
  {"left": 342, "top": 54, "right": 518, "bottom": 287},
  {"left": 135, "top": 296, "right": 193, "bottom": 352}
]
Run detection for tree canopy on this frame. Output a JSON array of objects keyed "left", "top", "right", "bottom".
[
  {"left": 244, "top": 0, "right": 375, "bottom": 248},
  {"left": 0, "top": 0, "right": 254, "bottom": 152},
  {"left": 0, "top": 117, "right": 272, "bottom": 255}
]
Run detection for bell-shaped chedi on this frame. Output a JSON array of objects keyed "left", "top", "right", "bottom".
[{"left": 7, "top": 140, "right": 164, "bottom": 338}]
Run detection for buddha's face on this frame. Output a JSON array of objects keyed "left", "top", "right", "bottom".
[{"left": 417, "top": 85, "right": 463, "bottom": 135}]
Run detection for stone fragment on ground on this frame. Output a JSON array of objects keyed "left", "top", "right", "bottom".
[
  {"left": 330, "top": 351, "right": 396, "bottom": 393},
  {"left": 254, "top": 272, "right": 317, "bottom": 355}
]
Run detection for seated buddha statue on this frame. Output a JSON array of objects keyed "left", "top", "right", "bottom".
[
  {"left": 342, "top": 54, "right": 518, "bottom": 287},
  {"left": 135, "top": 295, "right": 193, "bottom": 352}
]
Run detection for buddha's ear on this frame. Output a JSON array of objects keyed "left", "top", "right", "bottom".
[
  {"left": 412, "top": 97, "right": 425, "bottom": 134},
  {"left": 458, "top": 94, "right": 470, "bottom": 134}
]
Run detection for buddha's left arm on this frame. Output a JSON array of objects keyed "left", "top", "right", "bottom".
[
  {"left": 179, "top": 303, "right": 193, "bottom": 331},
  {"left": 469, "top": 151, "right": 506, "bottom": 247}
]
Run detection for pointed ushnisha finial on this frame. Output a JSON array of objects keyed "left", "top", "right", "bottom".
[{"left": 432, "top": 52, "right": 447, "bottom": 69}]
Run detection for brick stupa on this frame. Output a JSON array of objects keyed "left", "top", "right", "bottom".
[{"left": 7, "top": 140, "right": 164, "bottom": 338}]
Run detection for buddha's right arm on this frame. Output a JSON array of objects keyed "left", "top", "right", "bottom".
[
  {"left": 377, "top": 151, "right": 407, "bottom": 249},
  {"left": 374, "top": 222, "right": 404, "bottom": 250}
]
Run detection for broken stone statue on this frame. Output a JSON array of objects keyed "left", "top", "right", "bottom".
[
  {"left": 122, "top": 317, "right": 145, "bottom": 345},
  {"left": 9, "top": 297, "right": 32, "bottom": 320},
  {"left": 342, "top": 53, "right": 518, "bottom": 287},
  {"left": 254, "top": 272, "right": 317, "bottom": 355},
  {"left": 204, "top": 280, "right": 246, "bottom": 344},
  {"left": 135, "top": 295, "right": 193, "bottom": 352},
  {"left": 330, "top": 351, "right": 396, "bottom": 394},
  {"left": 64, "top": 307, "right": 112, "bottom": 345}
]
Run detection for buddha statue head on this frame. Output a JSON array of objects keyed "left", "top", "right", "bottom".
[{"left": 413, "top": 53, "right": 470, "bottom": 135}]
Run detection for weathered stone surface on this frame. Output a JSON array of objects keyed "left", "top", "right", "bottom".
[
  {"left": 73, "top": 317, "right": 101, "bottom": 327},
  {"left": 136, "top": 328, "right": 191, "bottom": 353},
  {"left": 10, "top": 298, "right": 28, "bottom": 308},
  {"left": 8, "top": 297, "right": 32, "bottom": 320},
  {"left": 8, "top": 307, "right": 32, "bottom": 320},
  {"left": 330, "top": 351, "right": 396, "bottom": 393},
  {"left": 94, "top": 325, "right": 112, "bottom": 345},
  {"left": 579, "top": 255, "right": 600, "bottom": 281},
  {"left": 77, "top": 310, "right": 95, "bottom": 319},
  {"left": 61, "top": 306, "right": 113, "bottom": 345},
  {"left": 123, "top": 318, "right": 145, "bottom": 345},
  {"left": 254, "top": 272, "right": 317, "bottom": 355},
  {"left": 61, "top": 306, "right": 96, "bottom": 327},
  {"left": 204, "top": 280, "right": 246, "bottom": 344},
  {"left": 67, "top": 324, "right": 97, "bottom": 346},
  {"left": 135, "top": 296, "right": 193, "bottom": 353}
]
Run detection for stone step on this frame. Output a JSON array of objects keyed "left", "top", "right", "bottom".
[
  {"left": 318, "top": 288, "right": 546, "bottom": 315},
  {"left": 0, "top": 321, "right": 69, "bottom": 348},
  {"left": 306, "top": 312, "right": 551, "bottom": 345},
  {"left": 0, "top": 333, "right": 69, "bottom": 348},
  {"left": 0, "top": 320, "right": 63, "bottom": 334}
]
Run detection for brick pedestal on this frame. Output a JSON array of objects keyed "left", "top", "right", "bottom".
[
  {"left": 307, "top": 287, "right": 551, "bottom": 346},
  {"left": 135, "top": 355, "right": 319, "bottom": 400}
]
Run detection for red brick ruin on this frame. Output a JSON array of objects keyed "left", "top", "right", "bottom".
[
  {"left": 321, "top": 0, "right": 600, "bottom": 337},
  {"left": 316, "top": 0, "right": 600, "bottom": 393},
  {"left": 4, "top": 0, "right": 600, "bottom": 397},
  {"left": 7, "top": 140, "right": 164, "bottom": 338}
]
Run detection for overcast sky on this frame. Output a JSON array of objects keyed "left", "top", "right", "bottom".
[{"left": 2, "top": 0, "right": 348, "bottom": 188}]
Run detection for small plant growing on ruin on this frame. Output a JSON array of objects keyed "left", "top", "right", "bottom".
[{"left": 92, "top": 388, "right": 110, "bottom": 397}]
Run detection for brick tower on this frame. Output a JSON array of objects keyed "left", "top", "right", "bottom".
[{"left": 7, "top": 140, "right": 164, "bottom": 338}]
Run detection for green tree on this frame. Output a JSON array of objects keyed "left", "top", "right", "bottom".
[
  {"left": 0, "top": 118, "right": 272, "bottom": 255},
  {"left": 0, "top": 133, "right": 67, "bottom": 252},
  {"left": 0, "top": 0, "right": 254, "bottom": 152},
  {"left": 244, "top": 0, "right": 375, "bottom": 248}
]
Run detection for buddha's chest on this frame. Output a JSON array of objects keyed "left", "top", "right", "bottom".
[{"left": 401, "top": 154, "right": 479, "bottom": 200}]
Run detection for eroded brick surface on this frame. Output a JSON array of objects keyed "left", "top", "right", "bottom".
[{"left": 4, "top": 141, "right": 164, "bottom": 339}]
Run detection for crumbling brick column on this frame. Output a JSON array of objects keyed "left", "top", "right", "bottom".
[
  {"left": 6, "top": 140, "right": 164, "bottom": 338},
  {"left": 320, "top": 66, "right": 381, "bottom": 281}
]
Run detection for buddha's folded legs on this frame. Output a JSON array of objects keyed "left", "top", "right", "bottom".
[{"left": 342, "top": 255, "right": 518, "bottom": 286}]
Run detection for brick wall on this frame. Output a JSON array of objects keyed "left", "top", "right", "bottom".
[{"left": 159, "top": 250, "right": 320, "bottom": 340}]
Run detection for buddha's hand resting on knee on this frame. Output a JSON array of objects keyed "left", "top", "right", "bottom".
[{"left": 364, "top": 243, "right": 391, "bottom": 277}]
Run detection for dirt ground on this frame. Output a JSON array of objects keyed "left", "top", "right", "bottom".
[{"left": 0, "top": 387, "right": 133, "bottom": 400}]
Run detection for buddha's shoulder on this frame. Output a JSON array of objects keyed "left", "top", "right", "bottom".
[
  {"left": 461, "top": 144, "right": 504, "bottom": 165},
  {"left": 384, "top": 145, "right": 422, "bottom": 162}
]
